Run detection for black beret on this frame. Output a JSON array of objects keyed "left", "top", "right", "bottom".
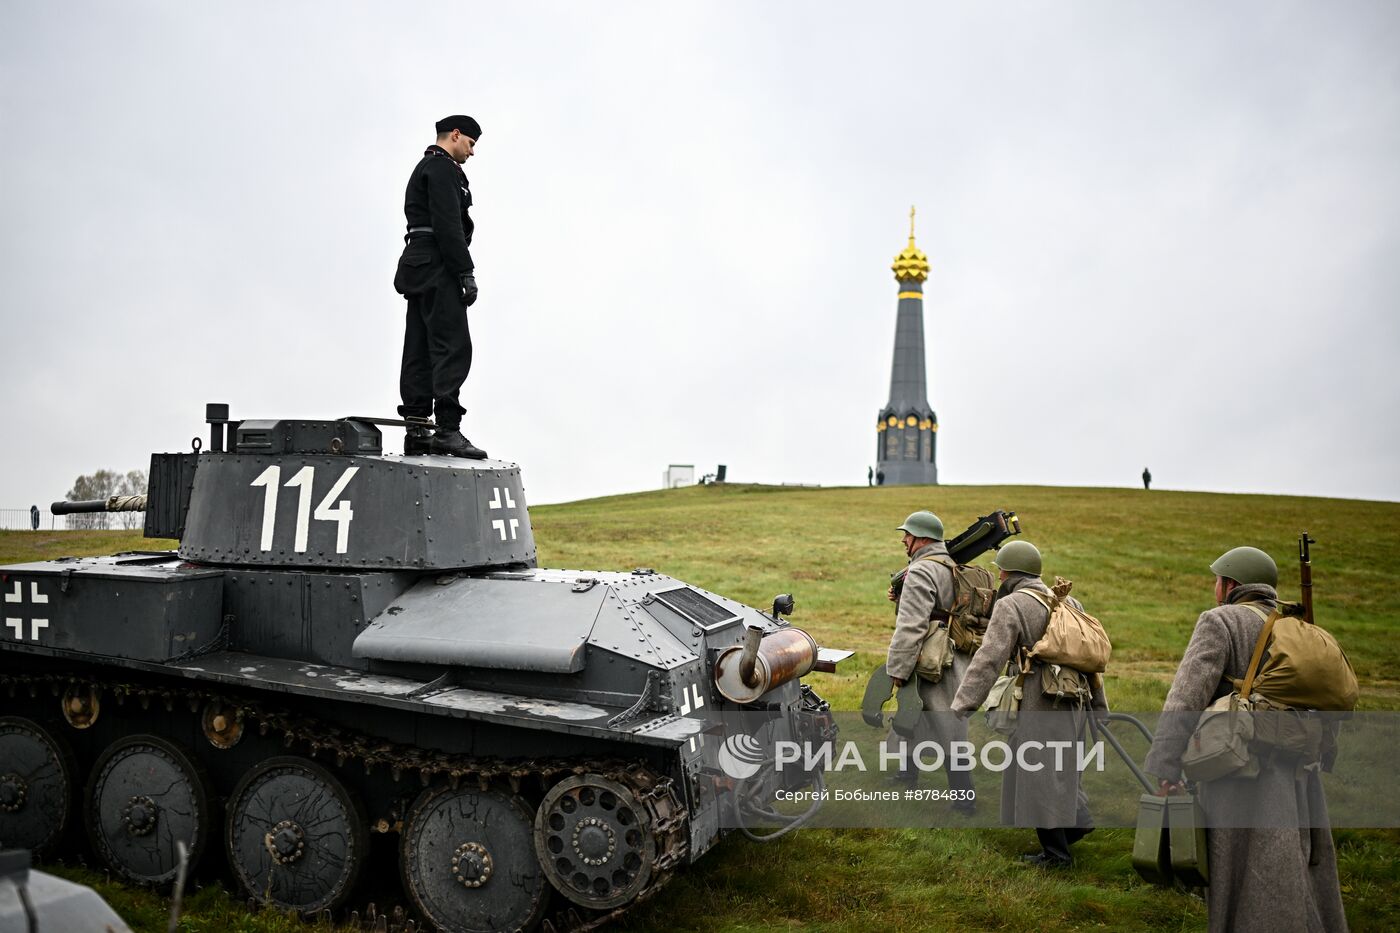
[{"left": 435, "top": 115, "right": 481, "bottom": 139}]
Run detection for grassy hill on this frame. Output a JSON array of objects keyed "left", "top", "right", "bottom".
[{"left": 3, "top": 483, "right": 1397, "bottom": 932}]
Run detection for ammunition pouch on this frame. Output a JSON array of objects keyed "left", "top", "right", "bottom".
[
  {"left": 948, "top": 614, "right": 986, "bottom": 653},
  {"left": 984, "top": 651, "right": 1031, "bottom": 736},
  {"left": 1249, "top": 696, "right": 1326, "bottom": 762},
  {"left": 1039, "top": 663, "right": 1091, "bottom": 705},
  {"left": 1181, "top": 693, "right": 1259, "bottom": 782},
  {"left": 915, "top": 616, "right": 955, "bottom": 682}
]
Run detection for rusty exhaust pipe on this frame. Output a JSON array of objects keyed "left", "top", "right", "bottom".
[
  {"left": 737, "top": 625, "right": 764, "bottom": 688},
  {"left": 715, "top": 626, "right": 818, "bottom": 704}
]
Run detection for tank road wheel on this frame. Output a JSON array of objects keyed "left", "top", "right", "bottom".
[
  {"left": 85, "top": 735, "right": 212, "bottom": 886},
  {"left": 401, "top": 785, "right": 550, "bottom": 933},
  {"left": 225, "top": 757, "right": 368, "bottom": 914},
  {"left": 0, "top": 717, "right": 76, "bottom": 854},
  {"left": 534, "top": 774, "right": 659, "bottom": 910}
]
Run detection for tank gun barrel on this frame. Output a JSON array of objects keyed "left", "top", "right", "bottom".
[{"left": 51, "top": 495, "right": 148, "bottom": 515}]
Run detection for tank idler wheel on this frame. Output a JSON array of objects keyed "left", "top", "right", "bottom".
[
  {"left": 534, "top": 774, "right": 657, "bottom": 910},
  {"left": 85, "top": 734, "right": 212, "bottom": 886},
  {"left": 0, "top": 717, "right": 76, "bottom": 854},
  {"left": 225, "top": 756, "right": 368, "bottom": 914},
  {"left": 401, "top": 784, "right": 550, "bottom": 933}
]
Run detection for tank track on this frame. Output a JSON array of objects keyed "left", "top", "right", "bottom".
[{"left": 1, "top": 670, "right": 689, "bottom": 933}]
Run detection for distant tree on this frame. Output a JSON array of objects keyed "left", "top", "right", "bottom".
[
  {"left": 115, "top": 469, "right": 148, "bottom": 529},
  {"left": 64, "top": 469, "right": 126, "bottom": 530}
]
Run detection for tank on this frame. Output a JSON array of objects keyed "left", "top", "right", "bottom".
[{"left": 0, "top": 404, "right": 851, "bottom": 932}]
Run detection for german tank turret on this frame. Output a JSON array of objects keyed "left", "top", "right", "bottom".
[{"left": 0, "top": 405, "right": 849, "bottom": 932}]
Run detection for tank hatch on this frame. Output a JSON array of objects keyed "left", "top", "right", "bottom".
[
  {"left": 178, "top": 419, "right": 536, "bottom": 571},
  {"left": 353, "top": 575, "right": 604, "bottom": 672}
]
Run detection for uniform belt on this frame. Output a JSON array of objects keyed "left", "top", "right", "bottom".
[{"left": 404, "top": 226, "right": 434, "bottom": 243}]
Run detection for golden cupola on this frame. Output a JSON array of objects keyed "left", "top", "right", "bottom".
[{"left": 891, "top": 206, "right": 930, "bottom": 283}]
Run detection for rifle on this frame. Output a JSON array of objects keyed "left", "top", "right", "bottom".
[
  {"left": 1299, "top": 531, "right": 1316, "bottom": 625},
  {"left": 889, "top": 509, "right": 1021, "bottom": 599}
]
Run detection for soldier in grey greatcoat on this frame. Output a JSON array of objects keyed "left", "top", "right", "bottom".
[
  {"left": 885, "top": 510, "right": 975, "bottom": 812},
  {"left": 951, "top": 540, "right": 1107, "bottom": 866},
  {"left": 1143, "top": 546, "right": 1347, "bottom": 933}
]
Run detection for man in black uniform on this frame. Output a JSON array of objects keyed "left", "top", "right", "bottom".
[{"left": 394, "top": 115, "right": 487, "bottom": 458}]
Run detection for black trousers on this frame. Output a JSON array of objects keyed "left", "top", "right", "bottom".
[{"left": 397, "top": 267, "right": 472, "bottom": 431}]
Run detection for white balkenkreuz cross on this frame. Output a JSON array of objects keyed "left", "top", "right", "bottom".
[
  {"left": 4, "top": 580, "right": 50, "bottom": 641},
  {"left": 487, "top": 486, "right": 520, "bottom": 541}
]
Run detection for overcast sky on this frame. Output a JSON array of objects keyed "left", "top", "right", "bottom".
[{"left": 2, "top": 1, "right": 1397, "bottom": 514}]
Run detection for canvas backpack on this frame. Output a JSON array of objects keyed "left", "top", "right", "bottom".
[
  {"left": 1234, "top": 602, "right": 1359, "bottom": 712},
  {"left": 1022, "top": 577, "right": 1112, "bottom": 674},
  {"left": 1181, "top": 602, "right": 1357, "bottom": 782},
  {"left": 922, "top": 556, "right": 997, "bottom": 653}
]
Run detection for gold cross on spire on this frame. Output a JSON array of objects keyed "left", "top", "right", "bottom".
[{"left": 891, "top": 204, "right": 930, "bottom": 282}]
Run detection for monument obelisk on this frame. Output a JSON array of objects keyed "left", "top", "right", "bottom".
[{"left": 876, "top": 207, "right": 938, "bottom": 485}]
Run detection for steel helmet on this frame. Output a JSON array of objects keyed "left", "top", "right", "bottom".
[
  {"left": 897, "top": 511, "right": 944, "bottom": 541},
  {"left": 1209, "top": 546, "right": 1278, "bottom": 587},
  {"left": 993, "top": 540, "right": 1042, "bottom": 576}
]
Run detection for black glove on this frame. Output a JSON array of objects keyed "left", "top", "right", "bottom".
[{"left": 459, "top": 273, "right": 478, "bottom": 307}]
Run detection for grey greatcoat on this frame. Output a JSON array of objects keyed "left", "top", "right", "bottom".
[
  {"left": 1144, "top": 583, "right": 1348, "bottom": 933},
  {"left": 885, "top": 541, "right": 971, "bottom": 767},
  {"left": 951, "top": 573, "right": 1107, "bottom": 827}
]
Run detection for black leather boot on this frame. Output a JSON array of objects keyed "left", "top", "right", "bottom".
[
  {"left": 431, "top": 429, "right": 487, "bottom": 460},
  {"left": 404, "top": 425, "right": 433, "bottom": 455}
]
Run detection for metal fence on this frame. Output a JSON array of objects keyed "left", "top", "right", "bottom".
[{"left": 0, "top": 508, "right": 146, "bottom": 532}]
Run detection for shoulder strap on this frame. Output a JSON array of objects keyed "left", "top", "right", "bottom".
[
  {"left": 1021, "top": 589, "right": 1052, "bottom": 610},
  {"left": 1239, "top": 609, "right": 1282, "bottom": 699},
  {"left": 913, "top": 555, "right": 956, "bottom": 618},
  {"left": 1006, "top": 590, "right": 1052, "bottom": 667},
  {"left": 1239, "top": 602, "right": 1271, "bottom": 621}
]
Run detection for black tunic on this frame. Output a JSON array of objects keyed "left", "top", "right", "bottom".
[{"left": 400, "top": 144, "right": 474, "bottom": 274}]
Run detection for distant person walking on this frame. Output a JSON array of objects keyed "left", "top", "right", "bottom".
[
  {"left": 868, "top": 466, "right": 874, "bottom": 487},
  {"left": 394, "top": 114, "right": 488, "bottom": 460},
  {"left": 876, "top": 469, "right": 885, "bottom": 486},
  {"left": 1142, "top": 467, "right": 1152, "bottom": 490},
  {"left": 29, "top": 504, "right": 39, "bottom": 531}
]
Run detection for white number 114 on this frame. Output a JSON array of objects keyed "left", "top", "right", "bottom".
[{"left": 250, "top": 465, "right": 360, "bottom": 554}]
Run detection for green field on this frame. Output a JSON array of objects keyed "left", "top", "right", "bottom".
[{"left": 5, "top": 483, "right": 1398, "bottom": 932}]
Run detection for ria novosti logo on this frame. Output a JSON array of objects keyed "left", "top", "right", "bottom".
[{"left": 717, "top": 732, "right": 768, "bottom": 779}]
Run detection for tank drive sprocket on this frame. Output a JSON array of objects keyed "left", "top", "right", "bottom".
[{"left": 535, "top": 772, "right": 685, "bottom": 911}]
